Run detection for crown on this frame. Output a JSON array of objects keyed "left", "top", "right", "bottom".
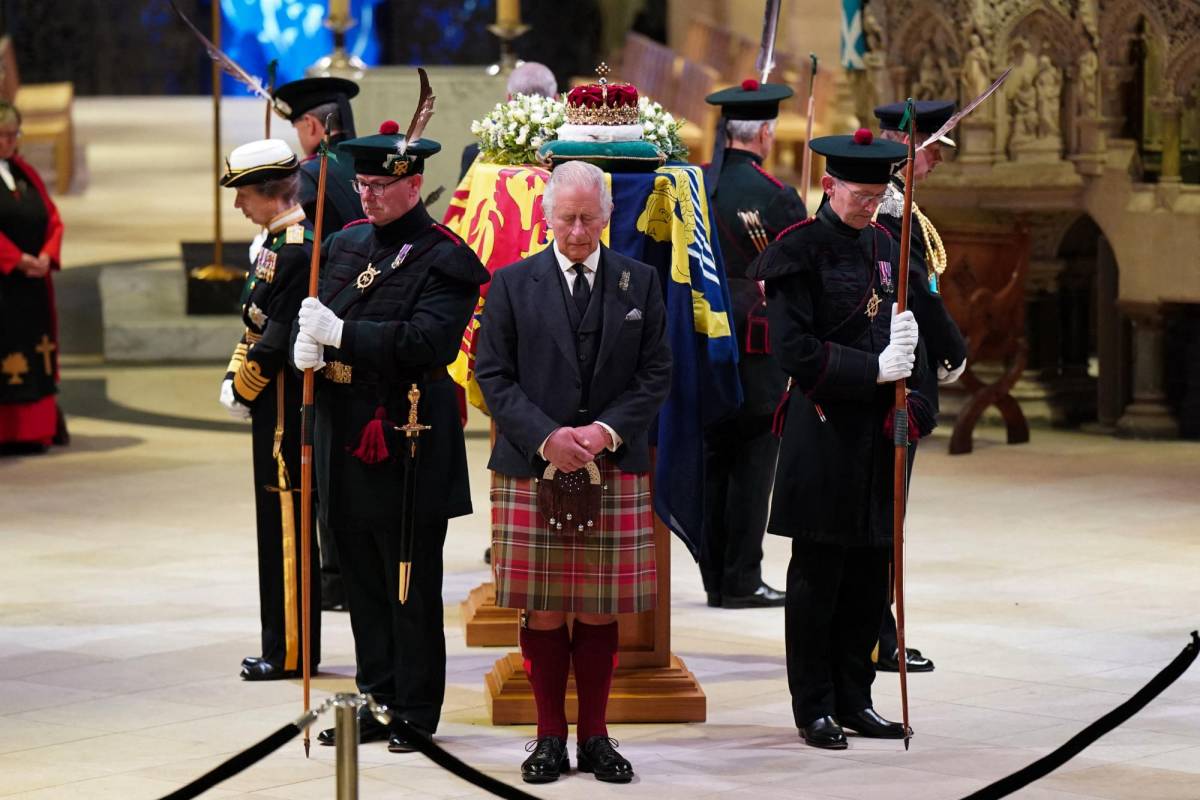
[{"left": 565, "top": 63, "right": 640, "bottom": 126}]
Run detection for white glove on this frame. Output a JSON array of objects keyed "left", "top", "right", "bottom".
[
  {"left": 219, "top": 379, "right": 251, "bottom": 421},
  {"left": 938, "top": 358, "right": 966, "bottom": 384},
  {"left": 877, "top": 344, "right": 916, "bottom": 383},
  {"left": 298, "top": 297, "right": 344, "bottom": 347},
  {"left": 888, "top": 304, "right": 919, "bottom": 351},
  {"left": 293, "top": 331, "right": 326, "bottom": 371}
]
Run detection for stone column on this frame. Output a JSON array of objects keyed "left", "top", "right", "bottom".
[
  {"left": 1153, "top": 93, "right": 1183, "bottom": 183},
  {"left": 1116, "top": 302, "right": 1179, "bottom": 438},
  {"left": 1094, "top": 237, "right": 1124, "bottom": 428}
]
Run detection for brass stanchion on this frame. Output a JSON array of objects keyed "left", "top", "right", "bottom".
[{"left": 334, "top": 694, "right": 360, "bottom": 800}]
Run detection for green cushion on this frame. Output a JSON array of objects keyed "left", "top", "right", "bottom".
[{"left": 537, "top": 139, "right": 665, "bottom": 173}]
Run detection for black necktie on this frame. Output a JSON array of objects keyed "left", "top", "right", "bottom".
[{"left": 571, "top": 263, "right": 591, "bottom": 316}]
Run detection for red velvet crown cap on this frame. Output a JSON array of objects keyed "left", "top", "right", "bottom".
[{"left": 567, "top": 83, "right": 639, "bottom": 108}]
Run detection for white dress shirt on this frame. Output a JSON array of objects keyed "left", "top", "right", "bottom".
[
  {"left": 538, "top": 241, "right": 622, "bottom": 459},
  {"left": 0, "top": 160, "right": 15, "bottom": 193}
]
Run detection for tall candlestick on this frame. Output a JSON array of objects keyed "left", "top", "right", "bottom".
[
  {"left": 497, "top": 0, "right": 520, "bottom": 26},
  {"left": 329, "top": 0, "right": 350, "bottom": 25}
]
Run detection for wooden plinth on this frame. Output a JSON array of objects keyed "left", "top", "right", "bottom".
[
  {"left": 485, "top": 651, "right": 706, "bottom": 724},
  {"left": 460, "top": 582, "right": 519, "bottom": 647}
]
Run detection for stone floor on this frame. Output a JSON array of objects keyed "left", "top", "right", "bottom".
[
  {"left": 2, "top": 370, "right": 1199, "bottom": 799},
  {"left": 3, "top": 97, "right": 1199, "bottom": 798}
]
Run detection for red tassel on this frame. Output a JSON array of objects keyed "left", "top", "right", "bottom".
[
  {"left": 883, "top": 397, "right": 922, "bottom": 444},
  {"left": 351, "top": 406, "right": 392, "bottom": 464}
]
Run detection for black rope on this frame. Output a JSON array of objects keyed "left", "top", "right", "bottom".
[
  {"left": 959, "top": 631, "right": 1200, "bottom": 800},
  {"left": 393, "top": 718, "right": 540, "bottom": 800},
  {"left": 157, "top": 722, "right": 301, "bottom": 800}
]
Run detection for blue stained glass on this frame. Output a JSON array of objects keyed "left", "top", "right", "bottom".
[{"left": 218, "top": 0, "right": 383, "bottom": 95}]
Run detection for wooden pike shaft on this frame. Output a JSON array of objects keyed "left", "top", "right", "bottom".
[
  {"left": 299, "top": 127, "right": 331, "bottom": 758},
  {"left": 893, "top": 100, "right": 918, "bottom": 750},
  {"left": 799, "top": 55, "right": 818, "bottom": 210}
]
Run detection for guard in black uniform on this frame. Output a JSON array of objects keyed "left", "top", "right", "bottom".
[
  {"left": 217, "top": 138, "right": 321, "bottom": 681},
  {"left": 700, "top": 79, "right": 806, "bottom": 609},
  {"left": 872, "top": 100, "right": 968, "bottom": 674},
  {"left": 273, "top": 77, "right": 366, "bottom": 611},
  {"left": 749, "top": 130, "right": 924, "bottom": 749},
  {"left": 274, "top": 76, "right": 365, "bottom": 238},
  {"left": 292, "top": 120, "right": 489, "bottom": 752}
]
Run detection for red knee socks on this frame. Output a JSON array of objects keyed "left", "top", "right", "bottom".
[
  {"left": 571, "top": 619, "right": 619, "bottom": 742},
  {"left": 520, "top": 624, "right": 570, "bottom": 740}
]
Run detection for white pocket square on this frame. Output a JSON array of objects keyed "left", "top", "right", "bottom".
[{"left": 624, "top": 308, "right": 643, "bottom": 321}]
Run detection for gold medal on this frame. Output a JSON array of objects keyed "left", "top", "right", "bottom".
[
  {"left": 355, "top": 263, "right": 380, "bottom": 290},
  {"left": 866, "top": 289, "right": 882, "bottom": 320}
]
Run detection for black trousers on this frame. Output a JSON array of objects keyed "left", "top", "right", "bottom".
[
  {"left": 785, "top": 538, "right": 890, "bottom": 726},
  {"left": 332, "top": 518, "right": 447, "bottom": 734},
  {"left": 700, "top": 413, "right": 779, "bottom": 596},
  {"left": 250, "top": 379, "right": 321, "bottom": 669},
  {"left": 317, "top": 516, "right": 345, "bottom": 605}
]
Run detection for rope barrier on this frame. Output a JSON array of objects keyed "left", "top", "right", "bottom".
[
  {"left": 154, "top": 631, "right": 1198, "bottom": 800},
  {"left": 958, "top": 630, "right": 1199, "bottom": 800}
]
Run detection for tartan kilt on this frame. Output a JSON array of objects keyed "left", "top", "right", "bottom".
[{"left": 491, "top": 457, "right": 657, "bottom": 614}]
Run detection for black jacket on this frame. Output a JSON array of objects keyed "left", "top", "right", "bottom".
[
  {"left": 748, "top": 202, "right": 926, "bottom": 546},
  {"left": 711, "top": 148, "right": 807, "bottom": 416},
  {"left": 475, "top": 245, "right": 672, "bottom": 478},
  {"left": 294, "top": 203, "right": 489, "bottom": 533}
]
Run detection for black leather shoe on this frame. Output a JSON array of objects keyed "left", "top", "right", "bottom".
[
  {"left": 876, "top": 647, "right": 935, "bottom": 673},
  {"left": 706, "top": 591, "right": 722, "bottom": 608},
  {"left": 240, "top": 658, "right": 297, "bottom": 681},
  {"left": 317, "top": 713, "right": 391, "bottom": 746},
  {"left": 839, "top": 707, "right": 907, "bottom": 739},
  {"left": 799, "top": 716, "right": 847, "bottom": 749},
  {"left": 521, "top": 737, "right": 569, "bottom": 784},
  {"left": 721, "top": 583, "right": 786, "bottom": 609},
  {"left": 388, "top": 731, "right": 420, "bottom": 753},
  {"left": 577, "top": 736, "right": 634, "bottom": 783}
]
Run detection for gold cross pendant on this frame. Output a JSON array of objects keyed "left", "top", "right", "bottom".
[
  {"left": 866, "top": 289, "right": 882, "bottom": 320},
  {"left": 355, "top": 263, "right": 380, "bottom": 291}
]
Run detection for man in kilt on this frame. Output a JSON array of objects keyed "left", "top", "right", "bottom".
[{"left": 475, "top": 160, "right": 672, "bottom": 784}]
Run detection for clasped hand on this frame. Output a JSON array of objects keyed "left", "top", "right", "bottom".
[
  {"left": 17, "top": 252, "right": 50, "bottom": 278},
  {"left": 543, "top": 423, "right": 611, "bottom": 473}
]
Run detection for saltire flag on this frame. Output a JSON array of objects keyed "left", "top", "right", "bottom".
[
  {"left": 606, "top": 165, "right": 741, "bottom": 556},
  {"left": 841, "top": 0, "right": 866, "bottom": 70}
]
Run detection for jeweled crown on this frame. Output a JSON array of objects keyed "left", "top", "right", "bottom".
[{"left": 565, "top": 63, "right": 640, "bottom": 126}]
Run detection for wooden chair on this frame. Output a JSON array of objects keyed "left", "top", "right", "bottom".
[
  {"left": 0, "top": 36, "right": 75, "bottom": 194},
  {"left": 622, "top": 32, "right": 677, "bottom": 109},
  {"left": 673, "top": 58, "right": 720, "bottom": 164},
  {"left": 680, "top": 18, "right": 736, "bottom": 79}
]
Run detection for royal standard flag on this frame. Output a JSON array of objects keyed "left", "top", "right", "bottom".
[{"left": 607, "top": 165, "right": 742, "bottom": 556}]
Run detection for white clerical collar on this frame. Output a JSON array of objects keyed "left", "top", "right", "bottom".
[
  {"left": 552, "top": 241, "right": 601, "bottom": 274},
  {"left": 0, "top": 160, "right": 14, "bottom": 193},
  {"left": 267, "top": 205, "right": 306, "bottom": 234}
]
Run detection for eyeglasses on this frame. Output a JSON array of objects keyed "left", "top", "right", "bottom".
[
  {"left": 835, "top": 180, "right": 888, "bottom": 206},
  {"left": 350, "top": 177, "right": 403, "bottom": 196}
]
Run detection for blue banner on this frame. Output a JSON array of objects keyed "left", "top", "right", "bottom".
[{"left": 607, "top": 166, "right": 741, "bottom": 557}]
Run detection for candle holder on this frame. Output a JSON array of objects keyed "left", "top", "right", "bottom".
[
  {"left": 486, "top": 22, "right": 530, "bottom": 76},
  {"left": 308, "top": 13, "right": 367, "bottom": 79}
]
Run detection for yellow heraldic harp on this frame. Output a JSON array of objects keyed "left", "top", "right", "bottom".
[{"left": 264, "top": 370, "right": 300, "bottom": 672}]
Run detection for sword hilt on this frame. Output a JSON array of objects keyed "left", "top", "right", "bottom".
[{"left": 394, "top": 383, "right": 432, "bottom": 457}]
